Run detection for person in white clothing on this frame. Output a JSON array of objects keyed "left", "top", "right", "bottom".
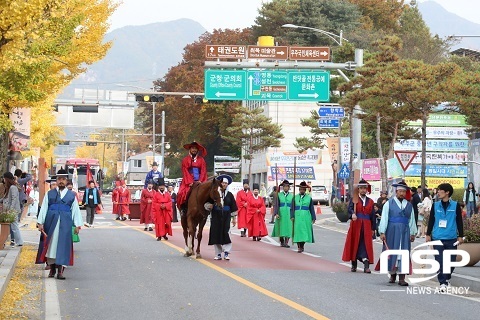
[{"left": 28, "top": 184, "right": 40, "bottom": 216}]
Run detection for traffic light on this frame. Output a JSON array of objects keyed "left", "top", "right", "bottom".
[
  {"left": 135, "top": 94, "right": 165, "bottom": 103},
  {"left": 86, "top": 142, "right": 98, "bottom": 146},
  {"left": 194, "top": 96, "right": 204, "bottom": 104},
  {"left": 58, "top": 141, "right": 70, "bottom": 145}
]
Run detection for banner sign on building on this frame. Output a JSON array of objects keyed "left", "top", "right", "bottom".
[
  {"left": 408, "top": 114, "right": 467, "bottom": 127},
  {"left": 468, "top": 139, "right": 480, "bottom": 192},
  {"left": 387, "top": 158, "right": 404, "bottom": 179},
  {"left": 405, "top": 164, "right": 467, "bottom": 178},
  {"left": 411, "top": 152, "right": 468, "bottom": 164},
  {"left": 266, "top": 150, "right": 321, "bottom": 166},
  {"left": 419, "top": 127, "right": 469, "bottom": 140},
  {"left": 362, "top": 158, "right": 382, "bottom": 180},
  {"left": 394, "top": 139, "right": 468, "bottom": 152},
  {"left": 405, "top": 177, "right": 466, "bottom": 189},
  {"left": 270, "top": 166, "right": 316, "bottom": 180},
  {"left": 9, "top": 107, "right": 31, "bottom": 151}
]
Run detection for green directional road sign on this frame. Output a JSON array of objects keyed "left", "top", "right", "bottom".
[
  {"left": 204, "top": 70, "right": 247, "bottom": 100},
  {"left": 247, "top": 71, "right": 288, "bottom": 101},
  {"left": 288, "top": 71, "right": 330, "bottom": 102}
]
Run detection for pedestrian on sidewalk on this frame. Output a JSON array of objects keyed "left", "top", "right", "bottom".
[
  {"left": 36, "top": 168, "right": 83, "bottom": 280},
  {"left": 341, "top": 179, "right": 376, "bottom": 273},
  {"left": 426, "top": 183, "right": 464, "bottom": 293},
  {"left": 291, "top": 181, "right": 316, "bottom": 253},
  {"left": 28, "top": 184, "right": 40, "bottom": 217},
  {"left": 269, "top": 186, "right": 278, "bottom": 224},
  {"left": 246, "top": 183, "right": 268, "bottom": 241},
  {"left": 140, "top": 181, "right": 155, "bottom": 231},
  {"left": 378, "top": 181, "right": 417, "bottom": 286},
  {"left": 235, "top": 179, "right": 250, "bottom": 237},
  {"left": 463, "top": 182, "right": 477, "bottom": 218},
  {"left": 208, "top": 175, "right": 238, "bottom": 260},
  {"left": 152, "top": 178, "right": 172, "bottom": 241},
  {"left": 82, "top": 180, "right": 102, "bottom": 227},
  {"left": 271, "top": 180, "right": 293, "bottom": 248},
  {"left": 2, "top": 172, "right": 24, "bottom": 247}
]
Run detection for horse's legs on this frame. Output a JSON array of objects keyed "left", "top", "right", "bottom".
[
  {"left": 181, "top": 215, "right": 192, "bottom": 257},
  {"left": 195, "top": 218, "right": 207, "bottom": 259},
  {"left": 186, "top": 217, "right": 196, "bottom": 256}
]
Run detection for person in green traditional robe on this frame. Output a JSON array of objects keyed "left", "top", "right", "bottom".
[
  {"left": 291, "top": 181, "right": 316, "bottom": 253},
  {"left": 272, "top": 180, "right": 293, "bottom": 248}
]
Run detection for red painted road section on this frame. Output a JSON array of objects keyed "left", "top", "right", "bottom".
[{"left": 121, "top": 218, "right": 348, "bottom": 273}]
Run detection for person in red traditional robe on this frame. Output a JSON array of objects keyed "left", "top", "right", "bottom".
[
  {"left": 235, "top": 179, "right": 250, "bottom": 237},
  {"left": 152, "top": 178, "right": 173, "bottom": 241},
  {"left": 112, "top": 181, "right": 121, "bottom": 220},
  {"left": 246, "top": 183, "right": 268, "bottom": 241},
  {"left": 140, "top": 180, "right": 155, "bottom": 231},
  {"left": 118, "top": 181, "right": 131, "bottom": 221},
  {"left": 342, "top": 179, "right": 376, "bottom": 273},
  {"left": 176, "top": 141, "right": 208, "bottom": 215}
]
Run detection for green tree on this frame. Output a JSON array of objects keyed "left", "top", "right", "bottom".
[{"left": 223, "top": 107, "right": 284, "bottom": 183}]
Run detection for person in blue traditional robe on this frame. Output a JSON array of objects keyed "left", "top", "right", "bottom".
[
  {"left": 36, "top": 168, "right": 83, "bottom": 280},
  {"left": 378, "top": 181, "right": 417, "bottom": 286}
]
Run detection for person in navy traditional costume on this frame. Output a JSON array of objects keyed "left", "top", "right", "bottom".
[
  {"left": 342, "top": 179, "right": 376, "bottom": 273},
  {"left": 378, "top": 181, "right": 417, "bottom": 286},
  {"left": 36, "top": 168, "right": 83, "bottom": 280}
]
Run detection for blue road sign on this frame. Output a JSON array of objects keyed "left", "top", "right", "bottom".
[
  {"left": 318, "top": 106, "right": 345, "bottom": 118},
  {"left": 288, "top": 71, "right": 330, "bottom": 101},
  {"left": 318, "top": 118, "right": 340, "bottom": 128},
  {"left": 338, "top": 164, "right": 350, "bottom": 179},
  {"left": 247, "top": 71, "right": 288, "bottom": 100}
]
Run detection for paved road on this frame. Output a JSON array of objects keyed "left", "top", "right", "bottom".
[{"left": 37, "top": 196, "right": 480, "bottom": 319}]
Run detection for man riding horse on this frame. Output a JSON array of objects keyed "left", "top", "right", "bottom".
[{"left": 177, "top": 141, "right": 208, "bottom": 215}]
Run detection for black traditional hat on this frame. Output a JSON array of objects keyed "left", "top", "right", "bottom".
[
  {"left": 356, "top": 178, "right": 372, "bottom": 193},
  {"left": 146, "top": 179, "right": 154, "bottom": 185},
  {"left": 156, "top": 177, "right": 166, "bottom": 186},
  {"left": 216, "top": 174, "right": 233, "bottom": 185},
  {"left": 56, "top": 167, "right": 68, "bottom": 176},
  {"left": 152, "top": 162, "right": 159, "bottom": 167},
  {"left": 252, "top": 183, "right": 260, "bottom": 190},
  {"left": 242, "top": 179, "right": 249, "bottom": 185},
  {"left": 296, "top": 181, "right": 311, "bottom": 189},
  {"left": 280, "top": 179, "right": 292, "bottom": 186}
]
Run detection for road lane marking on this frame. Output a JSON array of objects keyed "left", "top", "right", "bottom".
[
  {"left": 44, "top": 271, "right": 61, "bottom": 320},
  {"left": 124, "top": 221, "right": 330, "bottom": 320}
]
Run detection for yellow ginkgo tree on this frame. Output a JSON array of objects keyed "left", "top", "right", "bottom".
[{"left": 0, "top": 0, "right": 118, "bottom": 172}]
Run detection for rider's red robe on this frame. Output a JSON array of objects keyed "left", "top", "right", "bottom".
[{"left": 177, "top": 155, "right": 207, "bottom": 208}]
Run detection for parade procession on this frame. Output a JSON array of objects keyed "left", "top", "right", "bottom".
[{"left": 1, "top": 0, "right": 480, "bottom": 319}]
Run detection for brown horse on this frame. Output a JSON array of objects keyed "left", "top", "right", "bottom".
[{"left": 181, "top": 177, "right": 223, "bottom": 258}]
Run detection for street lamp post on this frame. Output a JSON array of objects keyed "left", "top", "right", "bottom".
[
  {"left": 282, "top": 24, "right": 347, "bottom": 45},
  {"left": 161, "top": 110, "right": 165, "bottom": 175}
]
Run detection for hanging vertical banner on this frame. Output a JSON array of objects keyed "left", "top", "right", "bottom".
[
  {"left": 9, "top": 107, "right": 31, "bottom": 151},
  {"left": 340, "top": 137, "right": 350, "bottom": 164},
  {"left": 326, "top": 137, "right": 340, "bottom": 163}
]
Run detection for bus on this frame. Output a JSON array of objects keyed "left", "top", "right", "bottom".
[{"left": 60, "top": 158, "right": 100, "bottom": 206}]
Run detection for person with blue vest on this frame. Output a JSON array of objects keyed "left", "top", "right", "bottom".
[
  {"left": 144, "top": 162, "right": 163, "bottom": 189},
  {"left": 272, "top": 180, "right": 293, "bottom": 248},
  {"left": 378, "top": 181, "right": 417, "bottom": 286},
  {"left": 36, "top": 168, "right": 83, "bottom": 280},
  {"left": 82, "top": 180, "right": 103, "bottom": 227},
  {"left": 426, "top": 183, "right": 464, "bottom": 292}
]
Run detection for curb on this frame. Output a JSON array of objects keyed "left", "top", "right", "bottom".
[{"left": 0, "top": 246, "right": 23, "bottom": 304}]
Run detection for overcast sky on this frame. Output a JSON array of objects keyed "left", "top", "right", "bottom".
[{"left": 109, "top": 0, "right": 480, "bottom": 32}]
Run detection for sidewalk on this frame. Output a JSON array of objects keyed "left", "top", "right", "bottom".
[
  {"left": 318, "top": 217, "right": 480, "bottom": 292},
  {"left": 0, "top": 215, "right": 39, "bottom": 304}
]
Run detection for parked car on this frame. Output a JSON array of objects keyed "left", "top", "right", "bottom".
[{"left": 311, "top": 185, "right": 329, "bottom": 206}]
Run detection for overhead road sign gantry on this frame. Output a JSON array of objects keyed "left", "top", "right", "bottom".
[
  {"left": 205, "top": 45, "right": 246, "bottom": 59},
  {"left": 204, "top": 70, "right": 247, "bottom": 100},
  {"left": 247, "top": 46, "right": 289, "bottom": 60},
  {"left": 318, "top": 106, "right": 345, "bottom": 118},
  {"left": 247, "top": 70, "right": 288, "bottom": 100},
  {"left": 288, "top": 71, "right": 330, "bottom": 102}
]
